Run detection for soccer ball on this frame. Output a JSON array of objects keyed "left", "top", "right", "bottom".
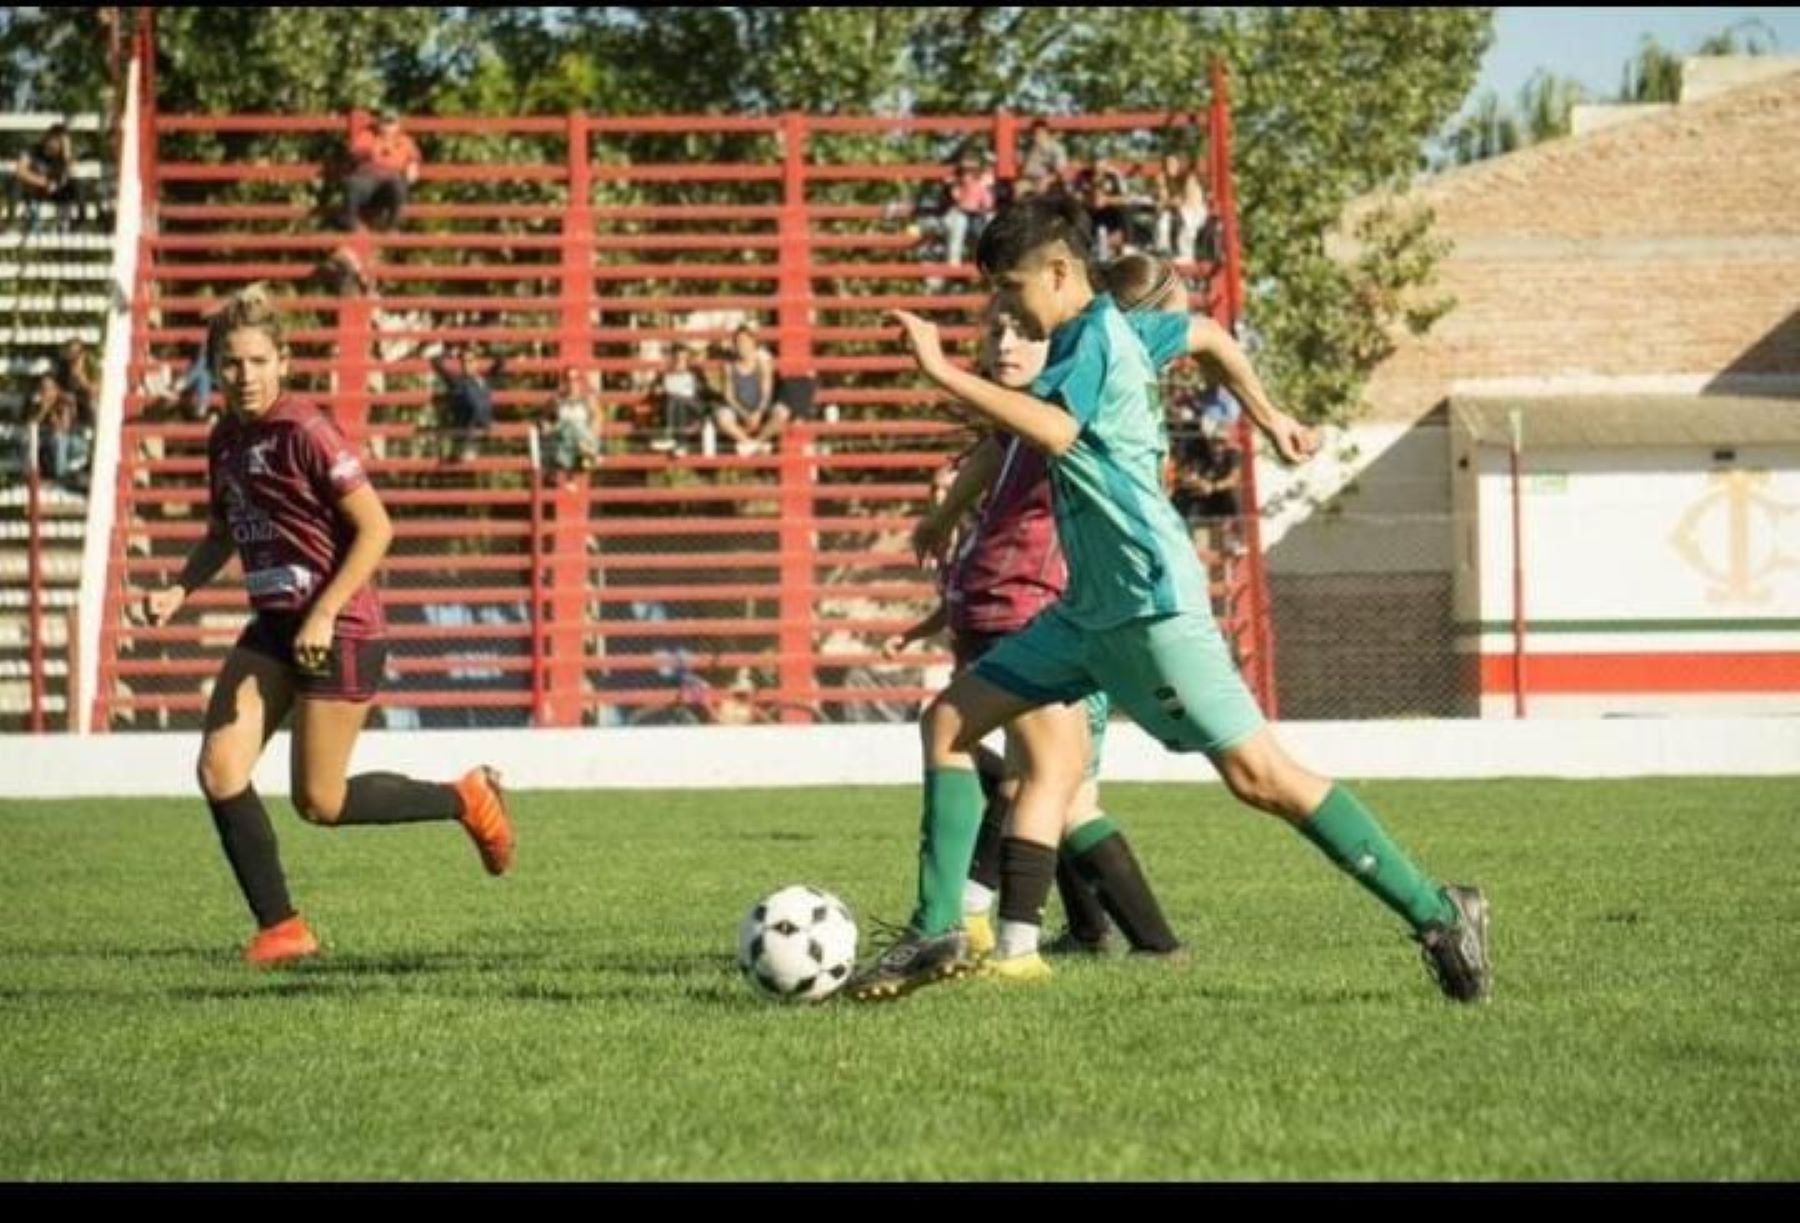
[{"left": 737, "top": 885, "right": 859, "bottom": 1003}]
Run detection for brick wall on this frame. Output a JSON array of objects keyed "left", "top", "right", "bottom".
[{"left": 1347, "top": 69, "right": 1800, "bottom": 421}]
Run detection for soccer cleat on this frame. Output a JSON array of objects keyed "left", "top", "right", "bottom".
[
  {"left": 244, "top": 915, "right": 319, "bottom": 967},
  {"left": 1418, "top": 884, "right": 1492, "bottom": 1003},
  {"left": 964, "top": 911, "right": 996, "bottom": 960},
  {"left": 844, "top": 925, "right": 973, "bottom": 1002},
  {"left": 977, "top": 951, "right": 1053, "bottom": 983},
  {"left": 1043, "top": 926, "right": 1116, "bottom": 957},
  {"left": 455, "top": 765, "right": 515, "bottom": 876}
]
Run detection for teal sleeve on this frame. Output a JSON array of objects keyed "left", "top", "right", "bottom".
[
  {"left": 1128, "top": 311, "right": 1190, "bottom": 371},
  {"left": 1029, "top": 321, "right": 1109, "bottom": 427}
]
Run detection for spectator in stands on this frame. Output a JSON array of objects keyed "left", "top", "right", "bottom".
[
  {"left": 10, "top": 122, "right": 84, "bottom": 230},
  {"left": 337, "top": 109, "right": 422, "bottom": 233},
  {"left": 543, "top": 365, "right": 601, "bottom": 476},
  {"left": 1154, "top": 152, "right": 1211, "bottom": 263},
  {"left": 1018, "top": 119, "right": 1069, "bottom": 197},
  {"left": 27, "top": 372, "right": 81, "bottom": 488},
  {"left": 53, "top": 337, "right": 99, "bottom": 425},
  {"left": 942, "top": 153, "right": 997, "bottom": 270},
  {"left": 1169, "top": 398, "right": 1242, "bottom": 565},
  {"left": 430, "top": 341, "right": 502, "bottom": 463},
  {"left": 714, "top": 324, "right": 787, "bottom": 456},
  {"left": 654, "top": 343, "right": 705, "bottom": 454},
  {"left": 1076, "top": 158, "right": 1138, "bottom": 260}
]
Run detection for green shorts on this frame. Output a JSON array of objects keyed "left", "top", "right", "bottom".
[
  {"left": 973, "top": 605, "right": 1266, "bottom": 756},
  {"left": 956, "top": 626, "right": 1109, "bottom": 781}
]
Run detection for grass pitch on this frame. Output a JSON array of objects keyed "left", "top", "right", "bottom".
[{"left": 1, "top": 777, "right": 1796, "bottom": 1180}]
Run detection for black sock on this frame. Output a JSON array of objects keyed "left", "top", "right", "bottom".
[
  {"left": 1053, "top": 850, "right": 1112, "bottom": 945},
  {"left": 1072, "top": 830, "right": 1182, "bottom": 954},
  {"left": 207, "top": 785, "right": 295, "bottom": 929},
  {"left": 997, "top": 837, "right": 1058, "bottom": 928},
  {"left": 335, "top": 772, "right": 464, "bottom": 825},
  {"left": 966, "top": 775, "right": 1011, "bottom": 894}
]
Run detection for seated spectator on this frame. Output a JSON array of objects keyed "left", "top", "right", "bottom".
[
  {"left": 336, "top": 109, "right": 421, "bottom": 233},
  {"left": 1018, "top": 119, "right": 1069, "bottom": 197},
  {"left": 1154, "top": 152, "right": 1212, "bottom": 263},
  {"left": 714, "top": 325, "right": 787, "bottom": 455},
  {"left": 431, "top": 342, "right": 503, "bottom": 462},
  {"left": 941, "top": 152, "right": 996, "bottom": 269},
  {"left": 308, "top": 243, "right": 374, "bottom": 296},
  {"left": 52, "top": 337, "right": 99, "bottom": 424},
  {"left": 543, "top": 365, "right": 601, "bottom": 475},
  {"left": 26, "top": 373, "right": 82, "bottom": 489},
  {"left": 1169, "top": 402, "right": 1242, "bottom": 565},
  {"left": 654, "top": 344, "right": 706, "bottom": 453},
  {"left": 10, "top": 122, "right": 84, "bottom": 230},
  {"left": 1076, "top": 158, "right": 1139, "bottom": 260}
]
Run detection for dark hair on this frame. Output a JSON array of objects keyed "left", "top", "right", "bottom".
[
  {"left": 975, "top": 193, "right": 1095, "bottom": 279},
  {"left": 1103, "top": 253, "right": 1182, "bottom": 313}
]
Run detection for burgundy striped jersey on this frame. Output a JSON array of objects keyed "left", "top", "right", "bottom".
[
  {"left": 207, "top": 395, "right": 385, "bottom": 638},
  {"left": 944, "top": 435, "right": 1067, "bottom": 636}
]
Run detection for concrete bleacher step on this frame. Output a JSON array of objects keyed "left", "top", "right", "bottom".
[
  {"left": 0, "top": 231, "right": 114, "bottom": 253},
  {"left": 0, "top": 295, "right": 114, "bottom": 313},
  {"left": 0, "top": 519, "right": 87, "bottom": 542},
  {"left": 0, "top": 262, "right": 116, "bottom": 281},
  {"left": 0, "top": 588, "right": 78, "bottom": 610},
  {"left": 0, "top": 658, "right": 68, "bottom": 679},
  {"left": 0, "top": 325, "right": 104, "bottom": 345},
  {"left": 0, "top": 688, "right": 69, "bottom": 717},
  {"left": 0, "top": 484, "right": 91, "bottom": 512},
  {"left": 0, "top": 553, "right": 84, "bottom": 583},
  {"left": 0, "top": 614, "right": 73, "bottom": 648}
]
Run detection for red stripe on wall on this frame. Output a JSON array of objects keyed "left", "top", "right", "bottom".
[{"left": 1480, "top": 652, "right": 1800, "bottom": 694}]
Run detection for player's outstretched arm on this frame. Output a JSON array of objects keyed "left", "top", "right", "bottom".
[
  {"left": 889, "top": 310, "right": 1079, "bottom": 458},
  {"left": 1184, "top": 316, "right": 1319, "bottom": 465}
]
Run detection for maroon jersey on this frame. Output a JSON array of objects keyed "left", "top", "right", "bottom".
[
  {"left": 207, "top": 395, "right": 384, "bottom": 638},
  {"left": 944, "top": 435, "right": 1067, "bottom": 636}
]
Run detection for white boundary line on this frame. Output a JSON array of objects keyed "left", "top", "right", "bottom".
[{"left": 1, "top": 718, "right": 1795, "bottom": 799}]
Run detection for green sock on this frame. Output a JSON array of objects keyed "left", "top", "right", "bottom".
[
  {"left": 911, "top": 767, "right": 984, "bottom": 937},
  {"left": 1062, "top": 814, "right": 1121, "bottom": 857},
  {"left": 1298, "top": 785, "right": 1454, "bottom": 931}
]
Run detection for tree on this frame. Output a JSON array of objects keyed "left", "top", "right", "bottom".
[{"left": 3, "top": 6, "right": 1495, "bottom": 427}]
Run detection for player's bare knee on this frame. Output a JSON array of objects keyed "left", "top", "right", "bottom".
[
  {"left": 292, "top": 783, "right": 345, "bottom": 826},
  {"left": 921, "top": 696, "right": 966, "bottom": 761},
  {"left": 196, "top": 747, "right": 249, "bottom": 801}
]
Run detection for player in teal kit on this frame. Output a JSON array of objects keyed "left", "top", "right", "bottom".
[{"left": 853, "top": 195, "right": 1491, "bottom": 1002}]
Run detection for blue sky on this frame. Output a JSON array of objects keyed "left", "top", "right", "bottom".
[{"left": 1472, "top": 7, "right": 1800, "bottom": 108}]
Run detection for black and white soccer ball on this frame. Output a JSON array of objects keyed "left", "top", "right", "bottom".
[{"left": 736, "top": 885, "right": 859, "bottom": 1003}]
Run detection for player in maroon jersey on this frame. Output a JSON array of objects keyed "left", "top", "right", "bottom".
[{"left": 141, "top": 287, "right": 515, "bottom": 966}]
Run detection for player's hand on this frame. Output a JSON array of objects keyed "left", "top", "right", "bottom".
[
  {"left": 293, "top": 612, "right": 335, "bottom": 675},
  {"left": 1263, "top": 412, "right": 1321, "bottom": 466},
  {"left": 911, "top": 514, "right": 953, "bottom": 571},
  {"left": 880, "top": 633, "right": 909, "bottom": 661},
  {"left": 886, "top": 309, "right": 947, "bottom": 376},
  {"left": 141, "top": 585, "right": 186, "bottom": 627}
]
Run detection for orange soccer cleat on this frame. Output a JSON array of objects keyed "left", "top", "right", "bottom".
[
  {"left": 244, "top": 915, "right": 320, "bottom": 967},
  {"left": 455, "top": 765, "right": 515, "bottom": 877}
]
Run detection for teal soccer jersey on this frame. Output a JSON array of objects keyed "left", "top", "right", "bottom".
[{"left": 1031, "top": 295, "right": 1207, "bottom": 629}]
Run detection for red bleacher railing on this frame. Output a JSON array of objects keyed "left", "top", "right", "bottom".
[{"left": 93, "top": 48, "right": 1266, "bottom": 731}]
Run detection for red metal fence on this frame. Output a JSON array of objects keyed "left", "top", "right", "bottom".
[{"left": 90, "top": 58, "right": 1272, "bottom": 731}]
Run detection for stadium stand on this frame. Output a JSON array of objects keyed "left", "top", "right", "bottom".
[
  {"left": 1, "top": 113, "right": 114, "bottom": 730},
  {"left": 74, "top": 74, "right": 1269, "bottom": 732}
]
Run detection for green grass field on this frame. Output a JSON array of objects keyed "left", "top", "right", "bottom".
[{"left": 2, "top": 777, "right": 1796, "bottom": 1181}]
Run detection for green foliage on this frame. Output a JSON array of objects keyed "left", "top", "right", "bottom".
[{"left": 2, "top": 6, "right": 1497, "bottom": 425}]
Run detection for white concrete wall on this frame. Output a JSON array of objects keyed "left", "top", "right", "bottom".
[
  {"left": 1474, "top": 445, "right": 1800, "bottom": 624},
  {"left": 1, "top": 719, "right": 1794, "bottom": 800}
]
